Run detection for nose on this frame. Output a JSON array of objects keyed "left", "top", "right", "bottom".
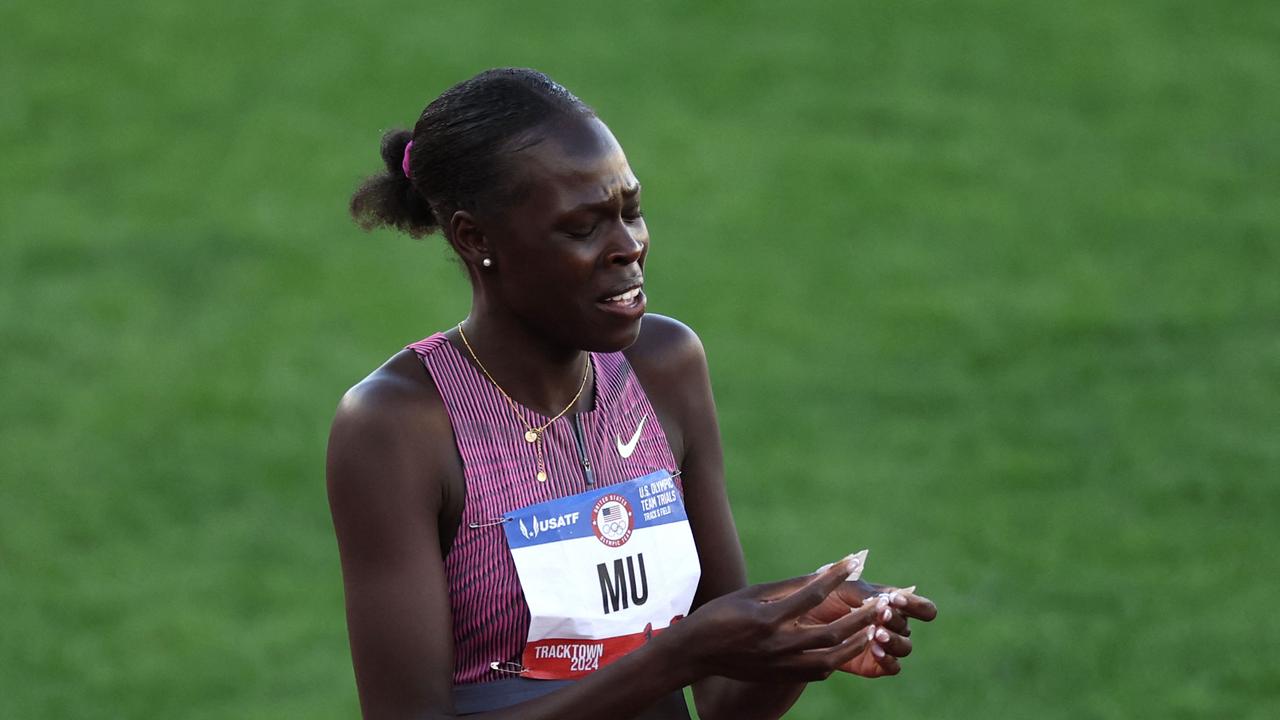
[{"left": 606, "top": 220, "right": 647, "bottom": 266}]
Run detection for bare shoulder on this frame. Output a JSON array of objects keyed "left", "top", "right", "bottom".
[
  {"left": 624, "top": 313, "right": 710, "bottom": 384},
  {"left": 331, "top": 349, "right": 447, "bottom": 439},
  {"left": 327, "top": 349, "right": 457, "bottom": 515},
  {"left": 624, "top": 315, "right": 716, "bottom": 465}
]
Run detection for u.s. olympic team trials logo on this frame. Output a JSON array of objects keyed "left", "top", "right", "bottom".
[{"left": 590, "top": 493, "right": 634, "bottom": 548}]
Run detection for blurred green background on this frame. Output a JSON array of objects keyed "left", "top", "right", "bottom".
[{"left": 3, "top": 0, "right": 1277, "bottom": 717}]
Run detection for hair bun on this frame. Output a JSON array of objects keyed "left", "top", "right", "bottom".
[
  {"left": 380, "top": 129, "right": 414, "bottom": 177},
  {"left": 349, "top": 128, "right": 439, "bottom": 238}
]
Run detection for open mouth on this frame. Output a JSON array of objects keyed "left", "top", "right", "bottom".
[
  {"left": 601, "top": 286, "right": 642, "bottom": 305},
  {"left": 597, "top": 282, "right": 646, "bottom": 318}
]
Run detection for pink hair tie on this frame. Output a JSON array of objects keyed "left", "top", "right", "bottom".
[{"left": 401, "top": 140, "right": 414, "bottom": 179}]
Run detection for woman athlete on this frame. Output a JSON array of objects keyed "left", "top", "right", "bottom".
[{"left": 328, "top": 68, "right": 936, "bottom": 719}]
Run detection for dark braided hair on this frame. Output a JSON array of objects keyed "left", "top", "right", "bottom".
[{"left": 349, "top": 68, "right": 594, "bottom": 239}]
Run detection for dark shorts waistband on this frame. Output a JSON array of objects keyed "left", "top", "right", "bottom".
[{"left": 453, "top": 677, "right": 689, "bottom": 718}]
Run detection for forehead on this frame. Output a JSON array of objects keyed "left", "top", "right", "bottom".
[{"left": 509, "top": 117, "right": 638, "bottom": 212}]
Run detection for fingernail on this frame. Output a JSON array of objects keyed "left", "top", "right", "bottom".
[
  {"left": 876, "top": 628, "right": 891, "bottom": 642},
  {"left": 876, "top": 596, "right": 888, "bottom": 610},
  {"left": 902, "top": 585, "right": 917, "bottom": 594},
  {"left": 843, "top": 550, "right": 868, "bottom": 581},
  {"left": 871, "top": 644, "right": 886, "bottom": 658},
  {"left": 890, "top": 592, "right": 906, "bottom": 607},
  {"left": 866, "top": 626, "right": 876, "bottom": 641},
  {"left": 882, "top": 608, "right": 892, "bottom": 622}
]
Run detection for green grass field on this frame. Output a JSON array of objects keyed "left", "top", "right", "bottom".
[{"left": 3, "top": 1, "right": 1278, "bottom": 717}]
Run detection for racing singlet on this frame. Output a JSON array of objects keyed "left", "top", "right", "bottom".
[{"left": 407, "top": 333, "right": 698, "bottom": 689}]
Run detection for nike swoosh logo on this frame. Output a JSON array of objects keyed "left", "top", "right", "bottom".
[{"left": 616, "top": 415, "right": 647, "bottom": 459}]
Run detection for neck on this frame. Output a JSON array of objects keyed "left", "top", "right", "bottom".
[{"left": 453, "top": 304, "right": 594, "bottom": 417}]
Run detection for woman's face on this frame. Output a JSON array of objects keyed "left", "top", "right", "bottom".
[{"left": 484, "top": 116, "right": 649, "bottom": 353}]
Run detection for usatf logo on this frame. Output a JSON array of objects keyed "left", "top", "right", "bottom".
[
  {"left": 519, "top": 512, "right": 581, "bottom": 540},
  {"left": 590, "top": 494, "right": 633, "bottom": 547}
]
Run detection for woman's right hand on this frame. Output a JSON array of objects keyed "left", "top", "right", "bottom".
[{"left": 667, "top": 556, "right": 881, "bottom": 683}]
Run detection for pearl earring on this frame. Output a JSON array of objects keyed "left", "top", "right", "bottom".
[{"left": 482, "top": 258, "right": 493, "bottom": 268}]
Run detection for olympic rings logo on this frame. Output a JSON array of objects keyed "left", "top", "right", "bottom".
[{"left": 591, "top": 494, "right": 633, "bottom": 548}]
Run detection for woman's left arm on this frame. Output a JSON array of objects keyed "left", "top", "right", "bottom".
[
  {"left": 628, "top": 316, "right": 809, "bottom": 719},
  {"left": 628, "top": 316, "right": 933, "bottom": 720}
]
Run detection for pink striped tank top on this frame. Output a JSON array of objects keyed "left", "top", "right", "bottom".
[{"left": 407, "top": 333, "right": 681, "bottom": 685}]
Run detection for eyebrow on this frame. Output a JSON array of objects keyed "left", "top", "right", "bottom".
[{"left": 569, "top": 183, "right": 642, "bottom": 212}]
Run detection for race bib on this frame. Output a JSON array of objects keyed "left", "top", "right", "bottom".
[{"left": 501, "top": 470, "right": 701, "bottom": 679}]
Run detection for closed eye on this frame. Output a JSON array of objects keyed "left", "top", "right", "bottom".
[{"left": 564, "top": 223, "right": 599, "bottom": 239}]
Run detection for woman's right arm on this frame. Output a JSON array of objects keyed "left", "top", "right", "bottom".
[
  {"left": 327, "top": 359, "right": 878, "bottom": 720},
  {"left": 326, "top": 365, "right": 460, "bottom": 718}
]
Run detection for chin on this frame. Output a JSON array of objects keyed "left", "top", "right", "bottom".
[{"left": 583, "top": 314, "right": 645, "bottom": 353}]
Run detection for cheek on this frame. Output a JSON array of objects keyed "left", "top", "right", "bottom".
[
  {"left": 503, "top": 247, "right": 597, "bottom": 306},
  {"left": 634, "top": 226, "right": 652, "bottom": 262}
]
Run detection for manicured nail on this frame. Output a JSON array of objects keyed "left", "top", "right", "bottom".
[
  {"left": 902, "top": 585, "right": 917, "bottom": 594},
  {"left": 890, "top": 592, "right": 906, "bottom": 607},
  {"left": 866, "top": 626, "right": 877, "bottom": 641},
  {"left": 871, "top": 644, "right": 886, "bottom": 658},
  {"left": 876, "top": 628, "right": 891, "bottom": 642},
  {"left": 842, "top": 550, "right": 868, "bottom": 581},
  {"left": 881, "top": 608, "right": 892, "bottom": 622},
  {"left": 876, "top": 596, "right": 888, "bottom": 610}
]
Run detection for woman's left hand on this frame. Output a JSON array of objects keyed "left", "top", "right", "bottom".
[{"left": 800, "top": 580, "right": 937, "bottom": 677}]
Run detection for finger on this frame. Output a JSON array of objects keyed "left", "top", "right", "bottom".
[
  {"left": 829, "top": 579, "right": 877, "bottom": 610},
  {"left": 790, "top": 625, "right": 875, "bottom": 681},
  {"left": 869, "top": 595, "right": 897, "bottom": 626},
  {"left": 752, "top": 559, "right": 853, "bottom": 601},
  {"left": 898, "top": 591, "right": 937, "bottom": 622},
  {"left": 765, "top": 557, "right": 859, "bottom": 620},
  {"left": 785, "top": 598, "right": 879, "bottom": 652},
  {"left": 817, "top": 625, "right": 876, "bottom": 671},
  {"left": 881, "top": 608, "right": 910, "bottom": 635},
  {"left": 871, "top": 626, "right": 913, "bottom": 658},
  {"left": 874, "top": 652, "right": 902, "bottom": 676},
  {"left": 756, "top": 625, "right": 874, "bottom": 685},
  {"left": 880, "top": 587, "right": 938, "bottom": 622}
]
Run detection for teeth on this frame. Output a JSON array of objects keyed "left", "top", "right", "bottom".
[{"left": 606, "top": 287, "right": 641, "bottom": 303}]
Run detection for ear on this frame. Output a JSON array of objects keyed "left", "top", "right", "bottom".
[{"left": 448, "top": 210, "right": 492, "bottom": 270}]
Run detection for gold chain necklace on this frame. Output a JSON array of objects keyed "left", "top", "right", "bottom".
[{"left": 456, "top": 322, "right": 591, "bottom": 483}]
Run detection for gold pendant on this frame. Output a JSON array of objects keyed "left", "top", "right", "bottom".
[
  {"left": 536, "top": 470, "right": 547, "bottom": 482},
  {"left": 525, "top": 430, "right": 539, "bottom": 443}
]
